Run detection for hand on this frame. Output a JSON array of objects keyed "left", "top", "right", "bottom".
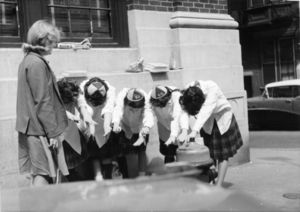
[
  {"left": 81, "top": 127, "right": 92, "bottom": 140},
  {"left": 112, "top": 123, "right": 122, "bottom": 133},
  {"left": 140, "top": 126, "right": 150, "bottom": 137},
  {"left": 177, "top": 129, "right": 188, "bottom": 145},
  {"left": 188, "top": 130, "right": 197, "bottom": 142},
  {"left": 133, "top": 135, "right": 145, "bottom": 146},
  {"left": 103, "top": 124, "right": 112, "bottom": 141},
  {"left": 49, "top": 138, "right": 59, "bottom": 149},
  {"left": 104, "top": 124, "right": 112, "bottom": 135},
  {"left": 82, "top": 117, "right": 97, "bottom": 135},
  {"left": 48, "top": 133, "right": 64, "bottom": 149},
  {"left": 81, "top": 112, "right": 98, "bottom": 128},
  {"left": 66, "top": 111, "right": 80, "bottom": 122},
  {"left": 89, "top": 124, "right": 95, "bottom": 136},
  {"left": 165, "top": 136, "right": 176, "bottom": 146},
  {"left": 85, "top": 117, "right": 98, "bottom": 127}
]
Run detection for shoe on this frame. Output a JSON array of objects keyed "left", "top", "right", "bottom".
[
  {"left": 126, "top": 57, "right": 144, "bottom": 73},
  {"left": 208, "top": 169, "right": 218, "bottom": 184},
  {"left": 111, "top": 161, "right": 123, "bottom": 179}
]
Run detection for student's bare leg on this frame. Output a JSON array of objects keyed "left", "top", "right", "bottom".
[
  {"left": 216, "top": 159, "right": 228, "bottom": 187},
  {"left": 93, "top": 159, "right": 103, "bottom": 181},
  {"left": 125, "top": 153, "right": 139, "bottom": 178},
  {"left": 138, "top": 151, "right": 148, "bottom": 176},
  {"left": 101, "top": 158, "right": 113, "bottom": 179}
]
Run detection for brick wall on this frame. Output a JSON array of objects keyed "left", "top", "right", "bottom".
[{"left": 126, "top": 0, "right": 228, "bottom": 14}]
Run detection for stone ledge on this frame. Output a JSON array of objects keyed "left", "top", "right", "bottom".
[
  {"left": 226, "top": 90, "right": 247, "bottom": 99},
  {"left": 170, "top": 12, "right": 238, "bottom": 29}
]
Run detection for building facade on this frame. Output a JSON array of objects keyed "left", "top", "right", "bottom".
[
  {"left": 0, "top": 0, "right": 249, "bottom": 187},
  {"left": 229, "top": 0, "right": 300, "bottom": 97}
]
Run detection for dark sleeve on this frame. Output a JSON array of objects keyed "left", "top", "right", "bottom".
[{"left": 27, "top": 60, "right": 65, "bottom": 138}]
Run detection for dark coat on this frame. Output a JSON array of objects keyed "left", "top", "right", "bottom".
[{"left": 16, "top": 52, "right": 68, "bottom": 138}]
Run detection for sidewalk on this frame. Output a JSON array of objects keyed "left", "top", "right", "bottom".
[
  {"left": 1, "top": 132, "right": 300, "bottom": 211},
  {"left": 225, "top": 147, "right": 300, "bottom": 211}
]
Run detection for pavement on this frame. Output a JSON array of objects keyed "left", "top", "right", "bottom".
[
  {"left": 1, "top": 131, "right": 300, "bottom": 211},
  {"left": 225, "top": 131, "right": 300, "bottom": 212}
]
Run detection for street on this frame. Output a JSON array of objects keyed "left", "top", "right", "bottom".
[
  {"left": 249, "top": 131, "right": 300, "bottom": 149},
  {"left": 226, "top": 130, "right": 300, "bottom": 211}
]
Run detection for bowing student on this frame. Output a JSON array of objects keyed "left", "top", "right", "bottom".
[
  {"left": 149, "top": 85, "right": 182, "bottom": 163},
  {"left": 57, "top": 78, "right": 89, "bottom": 182},
  {"left": 112, "top": 88, "right": 154, "bottom": 178},
  {"left": 178, "top": 80, "right": 243, "bottom": 187},
  {"left": 77, "top": 77, "right": 118, "bottom": 180}
]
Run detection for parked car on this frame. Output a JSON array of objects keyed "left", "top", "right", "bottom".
[{"left": 248, "top": 79, "right": 300, "bottom": 130}]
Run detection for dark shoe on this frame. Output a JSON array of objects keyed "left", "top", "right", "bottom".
[{"left": 208, "top": 169, "right": 218, "bottom": 184}]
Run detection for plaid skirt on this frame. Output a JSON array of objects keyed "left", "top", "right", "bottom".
[{"left": 200, "top": 115, "right": 243, "bottom": 162}]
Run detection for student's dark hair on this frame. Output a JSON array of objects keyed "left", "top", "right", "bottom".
[
  {"left": 150, "top": 87, "right": 172, "bottom": 108},
  {"left": 179, "top": 86, "right": 205, "bottom": 115},
  {"left": 84, "top": 77, "right": 108, "bottom": 106},
  {"left": 57, "top": 78, "right": 80, "bottom": 105}
]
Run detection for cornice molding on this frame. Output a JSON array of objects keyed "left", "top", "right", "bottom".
[{"left": 170, "top": 12, "right": 239, "bottom": 29}]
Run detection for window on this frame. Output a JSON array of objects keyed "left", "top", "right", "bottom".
[
  {"left": 260, "top": 37, "right": 296, "bottom": 85},
  {"left": 0, "top": 0, "right": 19, "bottom": 36},
  {"left": 247, "top": 0, "right": 284, "bottom": 8},
  {"left": 293, "top": 86, "right": 300, "bottom": 97},
  {"left": 261, "top": 40, "right": 277, "bottom": 85},
  {"left": 278, "top": 38, "right": 295, "bottom": 80},
  {"left": 248, "top": 0, "right": 271, "bottom": 8},
  {"left": 0, "top": 0, "right": 20, "bottom": 46},
  {"left": 0, "top": 0, "right": 128, "bottom": 47},
  {"left": 268, "top": 86, "right": 293, "bottom": 98}
]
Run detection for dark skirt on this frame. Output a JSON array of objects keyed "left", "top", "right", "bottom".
[
  {"left": 87, "top": 132, "right": 121, "bottom": 160},
  {"left": 63, "top": 130, "right": 88, "bottom": 170},
  {"left": 200, "top": 115, "right": 243, "bottom": 162},
  {"left": 159, "top": 139, "right": 178, "bottom": 157},
  {"left": 119, "top": 131, "right": 148, "bottom": 154}
]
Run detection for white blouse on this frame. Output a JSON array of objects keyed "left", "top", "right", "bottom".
[
  {"left": 149, "top": 86, "right": 182, "bottom": 141},
  {"left": 112, "top": 88, "right": 154, "bottom": 139},
  {"left": 180, "top": 80, "right": 233, "bottom": 135},
  {"left": 77, "top": 79, "right": 116, "bottom": 148}
]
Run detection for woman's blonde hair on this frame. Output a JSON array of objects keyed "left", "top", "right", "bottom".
[{"left": 23, "top": 20, "right": 61, "bottom": 54}]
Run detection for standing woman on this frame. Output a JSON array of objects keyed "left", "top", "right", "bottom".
[
  {"left": 16, "top": 20, "right": 68, "bottom": 186},
  {"left": 178, "top": 80, "right": 243, "bottom": 187}
]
